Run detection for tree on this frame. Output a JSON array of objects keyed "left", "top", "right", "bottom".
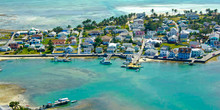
[
  {"left": 9, "top": 101, "right": 21, "bottom": 110},
  {"left": 151, "top": 9, "right": 154, "bottom": 14},
  {"left": 47, "top": 40, "right": 54, "bottom": 53},
  {"left": 200, "top": 11, "right": 203, "bottom": 15},
  {"left": 94, "top": 36, "right": 102, "bottom": 47},
  {"left": 166, "top": 12, "right": 169, "bottom": 16},
  {"left": 53, "top": 26, "right": 63, "bottom": 33},
  {"left": 154, "top": 43, "right": 160, "bottom": 47},
  {"left": 67, "top": 25, "right": 71, "bottom": 28}
]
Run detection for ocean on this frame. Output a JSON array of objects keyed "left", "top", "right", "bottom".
[
  {"left": 0, "top": 58, "right": 220, "bottom": 110},
  {"left": 0, "top": 0, "right": 220, "bottom": 30}
]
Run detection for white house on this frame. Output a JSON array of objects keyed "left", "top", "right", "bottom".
[
  {"left": 201, "top": 44, "right": 212, "bottom": 52},
  {"left": 125, "top": 47, "right": 135, "bottom": 54},
  {"left": 83, "top": 48, "right": 92, "bottom": 54},
  {"left": 48, "top": 31, "right": 56, "bottom": 37},
  {"left": 168, "top": 28, "right": 178, "bottom": 36},
  {"left": 191, "top": 48, "right": 204, "bottom": 58},
  {"left": 168, "top": 35, "right": 178, "bottom": 43},
  {"left": 95, "top": 47, "right": 103, "bottom": 53},
  {"left": 145, "top": 49, "right": 158, "bottom": 56},
  {"left": 160, "top": 46, "right": 169, "bottom": 57},
  {"left": 209, "top": 33, "right": 219, "bottom": 46},
  {"left": 57, "top": 32, "right": 68, "bottom": 39}
]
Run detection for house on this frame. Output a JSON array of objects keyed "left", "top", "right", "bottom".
[
  {"left": 105, "top": 26, "right": 117, "bottom": 30},
  {"left": 179, "top": 23, "right": 188, "bottom": 30},
  {"left": 59, "top": 35, "right": 68, "bottom": 40},
  {"left": 134, "top": 45, "right": 140, "bottom": 52},
  {"left": 57, "top": 32, "right": 68, "bottom": 39},
  {"left": 168, "top": 48, "right": 179, "bottom": 58},
  {"left": 180, "top": 30, "right": 190, "bottom": 42},
  {"left": 15, "top": 31, "right": 28, "bottom": 37},
  {"left": 145, "top": 49, "right": 158, "bottom": 56},
  {"left": 48, "top": 31, "right": 56, "bottom": 37},
  {"left": 88, "top": 30, "right": 102, "bottom": 36},
  {"left": 113, "top": 29, "right": 128, "bottom": 34},
  {"left": 135, "top": 31, "right": 145, "bottom": 37},
  {"left": 201, "top": 44, "right": 212, "bottom": 52},
  {"left": 85, "top": 37, "right": 95, "bottom": 44},
  {"left": 209, "top": 33, "right": 219, "bottom": 46},
  {"left": 178, "top": 47, "right": 192, "bottom": 59},
  {"left": 168, "top": 28, "right": 178, "bottom": 36},
  {"left": 107, "top": 48, "right": 115, "bottom": 53},
  {"left": 157, "top": 27, "right": 166, "bottom": 34},
  {"left": 136, "top": 12, "right": 145, "bottom": 19},
  {"left": 29, "top": 31, "right": 37, "bottom": 35},
  {"left": 214, "top": 25, "right": 220, "bottom": 31},
  {"left": 152, "top": 18, "right": 160, "bottom": 22},
  {"left": 168, "top": 23, "right": 176, "bottom": 27},
  {"left": 65, "top": 46, "right": 74, "bottom": 53},
  {"left": 144, "top": 43, "right": 155, "bottom": 50},
  {"left": 70, "top": 39, "right": 77, "bottom": 45},
  {"left": 0, "top": 46, "right": 11, "bottom": 52},
  {"left": 102, "top": 36, "right": 111, "bottom": 45},
  {"left": 185, "top": 12, "right": 199, "bottom": 20},
  {"left": 52, "top": 39, "right": 66, "bottom": 45},
  {"left": 191, "top": 48, "right": 204, "bottom": 57},
  {"left": 124, "top": 47, "right": 135, "bottom": 54},
  {"left": 9, "top": 42, "right": 22, "bottom": 49},
  {"left": 146, "top": 31, "right": 156, "bottom": 38},
  {"left": 83, "top": 48, "right": 92, "bottom": 54},
  {"left": 178, "top": 20, "right": 188, "bottom": 24},
  {"left": 108, "top": 43, "right": 117, "bottom": 49},
  {"left": 133, "top": 19, "right": 144, "bottom": 24},
  {"left": 131, "top": 23, "right": 145, "bottom": 30},
  {"left": 203, "top": 22, "right": 210, "bottom": 27},
  {"left": 29, "top": 39, "right": 41, "bottom": 45},
  {"left": 119, "top": 32, "right": 133, "bottom": 41},
  {"left": 189, "top": 41, "right": 201, "bottom": 48},
  {"left": 30, "top": 34, "right": 43, "bottom": 41},
  {"left": 122, "top": 43, "right": 133, "bottom": 48},
  {"left": 159, "top": 46, "right": 169, "bottom": 57},
  {"left": 162, "top": 24, "right": 169, "bottom": 30},
  {"left": 211, "top": 21, "right": 217, "bottom": 25},
  {"left": 95, "top": 47, "right": 103, "bottom": 53},
  {"left": 213, "top": 41, "right": 220, "bottom": 48},
  {"left": 146, "top": 39, "right": 162, "bottom": 45},
  {"left": 133, "top": 37, "right": 142, "bottom": 46},
  {"left": 168, "top": 35, "right": 178, "bottom": 43},
  {"left": 116, "top": 35, "right": 124, "bottom": 41}
]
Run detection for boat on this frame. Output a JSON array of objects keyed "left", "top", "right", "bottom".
[
  {"left": 189, "top": 62, "right": 194, "bottom": 66},
  {"left": 0, "top": 69, "right": 2, "bottom": 72},
  {"left": 126, "top": 63, "right": 141, "bottom": 69},
  {"left": 63, "top": 57, "right": 71, "bottom": 62},
  {"left": 54, "top": 98, "right": 70, "bottom": 106},
  {"left": 100, "top": 58, "right": 112, "bottom": 65},
  {"left": 71, "top": 100, "right": 78, "bottom": 103},
  {"left": 123, "top": 61, "right": 130, "bottom": 65},
  {"left": 121, "top": 65, "right": 127, "bottom": 68}
]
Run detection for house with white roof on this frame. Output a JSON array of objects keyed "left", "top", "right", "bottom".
[{"left": 191, "top": 48, "right": 204, "bottom": 58}]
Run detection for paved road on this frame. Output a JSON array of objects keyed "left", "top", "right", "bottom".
[
  {"left": 77, "top": 29, "right": 83, "bottom": 54},
  {"left": 4, "top": 32, "right": 15, "bottom": 46}
]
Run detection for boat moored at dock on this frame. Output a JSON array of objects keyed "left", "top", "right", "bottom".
[{"left": 100, "top": 58, "right": 112, "bottom": 65}]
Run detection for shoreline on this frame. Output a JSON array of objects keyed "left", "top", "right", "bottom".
[{"left": 0, "top": 83, "right": 29, "bottom": 107}]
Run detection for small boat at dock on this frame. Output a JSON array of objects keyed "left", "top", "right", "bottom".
[
  {"left": 100, "top": 58, "right": 112, "bottom": 65},
  {"left": 54, "top": 98, "right": 70, "bottom": 106},
  {"left": 126, "top": 63, "right": 142, "bottom": 69}
]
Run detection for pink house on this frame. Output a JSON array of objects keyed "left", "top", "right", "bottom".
[{"left": 135, "top": 31, "right": 145, "bottom": 37}]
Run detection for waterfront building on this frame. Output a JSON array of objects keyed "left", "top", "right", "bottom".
[
  {"left": 52, "top": 39, "right": 66, "bottom": 45},
  {"left": 95, "top": 47, "right": 103, "bottom": 53},
  {"left": 159, "top": 46, "right": 170, "bottom": 57},
  {"left": 144, "top": 49, "right": 158, "bottom": 56},
  {"left": 178, "top": 47, "right": 192, "bottom": 59},
  {"left": 191, "top": 48, "right": 204, "bottom": 58}
]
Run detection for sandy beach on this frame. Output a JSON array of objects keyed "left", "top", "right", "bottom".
[{"left": 0, "top": 83, "right": 28, "bottom": 106}]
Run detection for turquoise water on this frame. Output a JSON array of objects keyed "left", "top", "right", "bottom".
[
  {"left": 0, "top": 57, "right": 220, "bottom": 110},
  {"left": 0, "top": 0, "right": 220, "bottom": 30}
]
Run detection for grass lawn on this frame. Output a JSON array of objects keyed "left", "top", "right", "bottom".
[
  {"left": 18, "top": 48, "right": 40, "bottom": 54},
  {"left": 42, "top": 38, "right": 55, "bottom": 45},
  {"left": 170, "top": 17, "right": 180, "bottom": 22},
  {"left": 160, "top": 43, "right": 183, "bottom": 49}
]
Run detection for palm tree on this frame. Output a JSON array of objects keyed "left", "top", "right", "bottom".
[
  {"left": 200, "top": 11, "right": 203, "bottom": 15},
  {"left": 166, "top": 12, "right": 169, "bottom": 16},
  {"left": 214, "top": 9, "right": 218, "bottom": 14},
  {"left": 174, "top": 9, "right": 177, "bottom": 15},
  {"left": 9, "top": 101, "right": 21, "bottom": 110},
  {"left": 151, "top": 9, "right": 154, "bottom": 14}
]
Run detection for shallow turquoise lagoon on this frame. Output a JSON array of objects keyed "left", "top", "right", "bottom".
[
  {"left": 1, "top": 0, "right": 220, "bottom": 29},
  {"left": 0, "top": 58, "right": 220, "bottom": 110}
]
